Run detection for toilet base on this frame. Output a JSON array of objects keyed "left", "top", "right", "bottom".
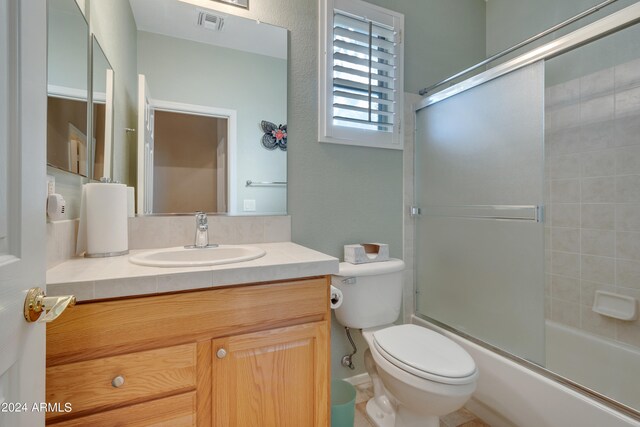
[
  {"left": 366, "top": 398, "right": 440, "bottom": 427},
  {"left": 365, "top": 398, "right": 395, "bottom": 427}
]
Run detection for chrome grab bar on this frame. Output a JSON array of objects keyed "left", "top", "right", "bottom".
[
  {"left": 420, "top": 205, "right": 543, "bottom": 222},
  {"left": 245, "top": 180, "right": 287, "bottom": 187}
]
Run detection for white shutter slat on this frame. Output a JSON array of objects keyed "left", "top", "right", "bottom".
[
  {"left": 333, "top": 52, "right": 395, "bottom": 73},
  {"left": 333, "top": 40, "right": 395, "bottom": 63},
  {"left": 333, "top": 103, "right": 394, "bottom": 117},
  {"left": 334, "top": 90, "right": 395, "bottom": 106},
  {"left": 333, "top": 65, "right": 395, "bottom": 86},
  {"left": 333, "top": 78, "right": 394, "bottom": 96},
  {"left": 333, "top": 27, "right": 395, "bottom": 51}
]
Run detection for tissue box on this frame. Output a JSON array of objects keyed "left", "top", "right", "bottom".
[{"left": 344, "top": 243, "right": 389, "bottom": 264}]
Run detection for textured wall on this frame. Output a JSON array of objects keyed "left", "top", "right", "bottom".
[
  {"left": 366, "top": 0, "right": 486, "bottom": 93},
  {"left": 486, "top": 0, "right": 637, "bottom": 57}
]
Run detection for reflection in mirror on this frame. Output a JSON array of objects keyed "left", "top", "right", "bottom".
[
  {"left": 153, "top": 110, "right": 228, "bottom": 213},
  {"left": 47, "top": 0, "right": 89, "bottom": 176},
  {"left": 91, "top": 37, "right": 114, "bottom": 180},
  {"left": 98, "top": 0, "right": 288, "bottom": 215}
]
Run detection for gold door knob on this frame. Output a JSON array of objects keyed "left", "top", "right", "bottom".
[
  {"left": 111, "top": 375, "right": 125, "bottom": 388},
  {"left": 24, "top": 287, "right": 76, "bottom": 323},
  {"left": 216, "top": 348, "right": 227, "bottom": 359}
]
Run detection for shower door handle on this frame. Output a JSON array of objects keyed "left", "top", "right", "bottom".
[{"left": 420, "top": 205, "right": 543, "bottom": 222}]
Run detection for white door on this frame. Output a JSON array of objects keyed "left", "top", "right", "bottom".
[
  {"left": 0, "top": 1, "right": 47, "bottom": 426},
  {"left": 137, "top": 74, "right": 154, "bottom": 215}
]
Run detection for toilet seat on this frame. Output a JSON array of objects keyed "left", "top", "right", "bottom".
[{"left": 372, "top": 324, "right": 477, "bottom": 385}]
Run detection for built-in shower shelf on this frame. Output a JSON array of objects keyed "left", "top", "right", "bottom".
[{"left": 592, "top": 291, "right": 637, "bottom": 321}]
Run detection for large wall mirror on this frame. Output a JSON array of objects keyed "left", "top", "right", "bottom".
[
  {"left": 47, "top": 0, "right": 90, "bottom": 177},
  {"left": 92, "top": 0, "right": 288, "bottom": 216},
  {"left": 47, "top": 0, "right": 114, "bottom": 181}
]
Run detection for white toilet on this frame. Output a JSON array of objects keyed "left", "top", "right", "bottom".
[{"left": 332, "top": 259, "right": 478, "bottom": 427}]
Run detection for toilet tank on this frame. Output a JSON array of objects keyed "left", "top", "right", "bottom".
[{"left": 332, "top": 259, "right": 405, "bottom": 329}]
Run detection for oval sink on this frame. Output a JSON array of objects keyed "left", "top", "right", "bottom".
[{"left": 129, "top": 245, "right": 266, "bottom": 267}]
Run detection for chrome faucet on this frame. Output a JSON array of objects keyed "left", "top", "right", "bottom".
[{"left": 186, "top": 212, "right": 218, "bottom": 249}]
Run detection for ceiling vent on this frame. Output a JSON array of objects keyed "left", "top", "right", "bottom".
[{"left": 197, "top": 11, "right": 225, "bottom": 31}]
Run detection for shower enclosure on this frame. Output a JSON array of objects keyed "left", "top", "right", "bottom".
[{"left": 414, "top": 2, "right": 640, "bottom": 419}]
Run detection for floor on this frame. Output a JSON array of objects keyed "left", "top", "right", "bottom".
[{"left": 353, "top": 382, "right": 490, "bottom": 427}]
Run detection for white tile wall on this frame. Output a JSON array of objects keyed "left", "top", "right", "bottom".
[
  {"left": 545, "top": 57, "right": 640, "bottom": 348},
  {"left": 46, "top": 220, "right": 79, "bottom": 269}
]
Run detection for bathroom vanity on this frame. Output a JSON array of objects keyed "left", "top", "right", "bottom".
[{"left": 45, "top": 242, "right": 337, "bottom": 426}]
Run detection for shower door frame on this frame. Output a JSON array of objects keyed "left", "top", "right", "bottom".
[
  {"left": 413, "top": 2, "right": 640, "bottom": 421},
  {"left": 417, "top": 2, "right": 640, "bottom": 111}
]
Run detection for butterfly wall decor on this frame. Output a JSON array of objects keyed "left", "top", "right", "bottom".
[{"left": 260, "top": 120, "right": 287, "bottom": 151}]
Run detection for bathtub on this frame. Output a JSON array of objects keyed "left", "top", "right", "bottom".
[
  {"left": 412, "top": 315, "right": 640, "bottom": 427},
  {"left": 545, "top": 320, "right": 640, "bottom": 412}
]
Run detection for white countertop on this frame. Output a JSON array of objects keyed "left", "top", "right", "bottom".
[{"left": 47, "top": 242, "right": 339, "bottom": 301}]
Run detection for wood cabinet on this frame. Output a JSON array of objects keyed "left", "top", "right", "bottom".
[
  {"left": 45, "top": 277, "right": 331, "bottom": 426},
  {"left": 212, "top": 322, "right": 328, "bottom": 427}
]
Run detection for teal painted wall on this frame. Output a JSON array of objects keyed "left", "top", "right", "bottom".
[
  {"left": 486, "top": 0, "right": 637, "bottom": 57},
  {"left": 367, "top": 0, "right": 487, "bottom": 93}
]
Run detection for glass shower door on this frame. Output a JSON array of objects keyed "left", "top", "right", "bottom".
[{"left": 415, "top": 61, "right": 546, "bottom": 364}]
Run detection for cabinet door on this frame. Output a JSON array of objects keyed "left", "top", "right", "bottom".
[{"left": 212, "top": 321, "right": 329, "bottom": 427}]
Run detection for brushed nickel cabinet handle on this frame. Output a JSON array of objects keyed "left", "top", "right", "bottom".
[{"left": 216, "top": 348, "right": 227, "bottom": 359}]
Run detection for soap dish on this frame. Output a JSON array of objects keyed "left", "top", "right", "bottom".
[{"left": 592, "top": 291, "right": 637, "bottom": 321}]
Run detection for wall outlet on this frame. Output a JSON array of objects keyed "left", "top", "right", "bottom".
[
  {"left": 47, "top": 175, "right": 55, "bottom": 196},
  {"left": 243, "top": 199, "right": 256, "bottom": 212}
]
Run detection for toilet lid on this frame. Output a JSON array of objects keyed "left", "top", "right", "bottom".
[{"left": 373, "top": 325, "right": 477, "bottom": 384}]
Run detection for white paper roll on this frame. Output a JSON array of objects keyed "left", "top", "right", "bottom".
[
  {"left": 330, "top": 285, "right": 343, "bottom": 309},
  {"left": 84, "top": 183, "right": 128, "bottom": 256}
]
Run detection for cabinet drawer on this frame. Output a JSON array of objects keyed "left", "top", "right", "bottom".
[
  {"left": 47, "top": 277, "right": 329, "bottom": 366},
  {"left": 46, "top": 343, "right": 196, "bottom": 422},
  {"left": 49, "top": 392, "right": 196, "bottom": 426}
]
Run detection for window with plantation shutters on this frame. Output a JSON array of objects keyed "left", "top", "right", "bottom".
[{"left": 319, "top": 0, "right": 404, "bottom": 150}]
